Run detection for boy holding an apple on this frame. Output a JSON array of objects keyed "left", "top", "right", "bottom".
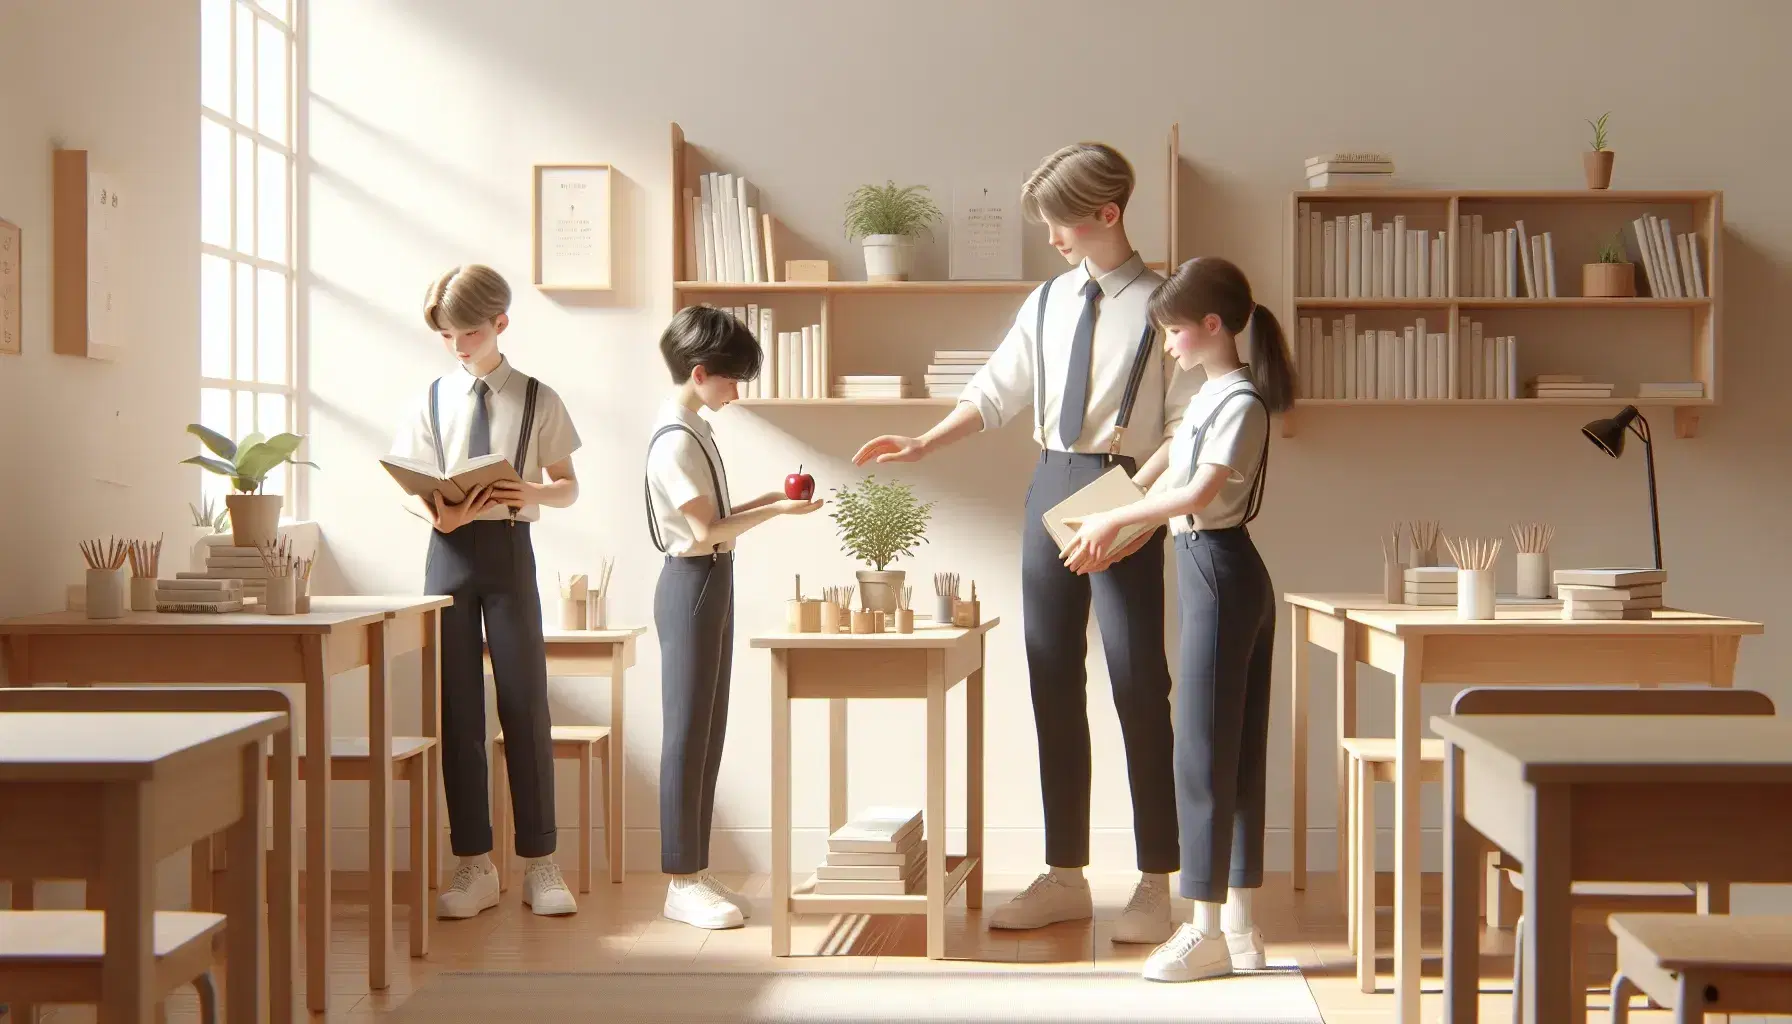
[{"left": 644, "top": 306, "right": 822, "bottom": 930}]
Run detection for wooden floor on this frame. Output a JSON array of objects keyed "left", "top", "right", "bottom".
[{"left": 23, "top": 870, "right": 1681, "bottom": 1022}]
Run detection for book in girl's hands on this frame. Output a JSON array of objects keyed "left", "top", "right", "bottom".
[
  {"left": 1043, "top": 465, "right": 1149, "bottom": 555},
  {"left": 380, "top": 453, "right": 520, "bottom": 504}
]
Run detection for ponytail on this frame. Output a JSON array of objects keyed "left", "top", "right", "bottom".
[
  {"left": 1148, "top": 257, "right": 1297, "bottom": 414},
  {"left": 1242, "top": 303, "right": 1296, "bottom": 414}
]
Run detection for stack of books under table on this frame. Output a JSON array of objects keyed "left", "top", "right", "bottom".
[
  {"left": 1554, "top": 567, "right": 1666, "bottom": 620},
  {"left": 814, "top": 807, "right": 925, "bottom": 896}
]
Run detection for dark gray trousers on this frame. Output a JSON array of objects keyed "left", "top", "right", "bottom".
[
  {"left": 425, "top": 520, "right": 557, "bottom": 859},
  {"left": 655, "top": 552, "right": 734, "bottom": 875},
  {"left": 1022, "top": 451, "right": 1179, "bottom": 873},
  {"left": 1172, "top": 526, "right": 1275, "bottom": 902}
]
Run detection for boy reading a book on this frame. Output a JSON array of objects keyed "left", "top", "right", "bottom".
[{"left": 390, "top": 264, "right": 582, "bottom": 919}]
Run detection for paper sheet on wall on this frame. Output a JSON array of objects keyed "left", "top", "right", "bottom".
[
  {"left": 88, "top": 173, "right": 122, "bottom": 359},
  {"left": 538, "top": 166, "right": 612, "bottom": 289},
  {"left": 949, "top": 184, "right": 1021, "bottom": 280}
]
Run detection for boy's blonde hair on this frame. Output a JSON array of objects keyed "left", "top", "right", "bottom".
[
  {"left": 1021, "top": 143, "right": 1135, "bottom": 223},
  {"left": 423, "top": 264, "right": 511, "bottom": 331}
]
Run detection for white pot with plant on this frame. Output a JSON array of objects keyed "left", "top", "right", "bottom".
[
  {"left": 829, "top": 475, "right": 934, "bottom": 614},
  {"left": 182, "top": 424, "right": 317, "bottom": 549},
  {"left": 844, "top": 181, "right": 943, "bottom": 282},
  {"left": 186, "top": 497, "right": 232, "bottom": 572}
]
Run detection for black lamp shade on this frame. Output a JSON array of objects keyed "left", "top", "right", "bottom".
[{"left": 1582, "top": 405, "right": 1641, "bottom": 458}]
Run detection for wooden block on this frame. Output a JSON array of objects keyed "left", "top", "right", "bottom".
[{"left": 786, "top": 260, "right": 831, "bottom": 282}]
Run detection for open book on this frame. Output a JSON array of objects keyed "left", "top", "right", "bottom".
[
  {"left": 381, "top": 453, "right": 521, "bottom": 505},
  {"left": 1042, "top": 464, "right": 1150, "bottom": 555}
]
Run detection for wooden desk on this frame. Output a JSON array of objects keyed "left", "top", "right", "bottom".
[
  {"left": 0, "top": 595, "right": 451, "bottom": 1015},
  {"left": 1436, "top": 714, "right": 1792, "bottom": 1024},
  {"left": 487, "top": 626, "right": 644, "bottom": 882},
  {"left": 751, "top": 619, "right": 995, "bottom": 960},
  {"left": 0, "top": 710, "right": 286, "bottom": 1023}
]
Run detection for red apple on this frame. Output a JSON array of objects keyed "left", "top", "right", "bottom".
[{"left": 784, "top": 465, "right": 815, "bottom": 500}]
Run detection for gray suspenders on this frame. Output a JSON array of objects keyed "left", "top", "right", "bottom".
[
  {"left": 1031, "top": 276, "right": 1159, "bottom": 463},
  {"left": 428, "top": 373, "right": 540, "bottom": 520},
  {"left": 1183, "top": 384, "right": 1271, "bottom": 532},
  {"left": 645, "top": 424, "right": 727, "bottom": 555}
]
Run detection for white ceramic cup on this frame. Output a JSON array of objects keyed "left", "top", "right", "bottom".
[{"left": 1457, "top": 569, "right": 1496, "bottom": 620}]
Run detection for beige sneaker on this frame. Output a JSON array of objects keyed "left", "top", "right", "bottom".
[
  {"left": 987, "top": 871, "right": 1094, "bottom": 930},
  {"left": 436, "top": 860, "right": 499, "bottom": 920},
  {"left": 1112, "top": 875, "right": 1175, "bottom": 944},
  {"left": 664, "top": 876, "right": 744, "bottom": 930},
  {"left": 701, "top": 873, "right": 752, "bottom": 920},
  {"left": 523, "top": 861, "right": 578, "bottom": 916}
]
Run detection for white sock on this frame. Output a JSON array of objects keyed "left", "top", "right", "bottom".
[
  {"left": 1139, "top": 872, "right": 1169, "bottom": 889},
  {"left": 458, "top": 853, "right": 494, "bottom": 873},
  {"left": 1193, "top": 900, "right": 1222, "bottom": 937},
  {"left": 1049, "top": 865, "right": 1087, "bottom": 886},
  {"left": 1222, "top": 886, "right": 1255, "bottom": 934},
  {"left": 670, "top": 873, "right": 703, "bottom": 890},
  {"left": 524, "top": 855, "right": 555, "bottom": 868}
]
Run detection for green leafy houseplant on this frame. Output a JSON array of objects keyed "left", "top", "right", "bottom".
[
  {"left": 829, "top": 476, "right": 934, "bottom": 571},
  {"left": 1587, "top": 111, "right": 1611, "bottom": 151},
  {"left": 1583, "top": 111, "right": 1615, "bottom": 189},
  {"left": 1596, "top": 233, "right": 1628, "bottom": 264},
  {"left": 843, "top": 182, "right": 943, "bottom": 242},
  {"left": 182, "top": 424, "right": 316, "bottom": 493}
]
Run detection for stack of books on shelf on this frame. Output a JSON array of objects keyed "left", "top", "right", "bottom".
[
  {"left": 1638, "top": 380, "right": 1705, "bottom": 400},
  {"left": 156, "top": 577, "right": 245, "bottom": 613},
  {"left": 814, "top": 807, "right": 925, "bottom": 896},
  {"left": 1554, "top": 568, "right": 1665, "bottom": 620},
  {"left": 922, "top": 350, "right": 991, "bottom": 400},
  {"left": 1304, "top": 152, "right": 1394, "bottom": 190},
  {"left": 1296, "top": 314, "right": 1517, "bottom": 400},
  {"left": 177, "top": 543, "right": 271, "bottom": 602},
  {"left": 834, "top": 375, "right": 906, "bottom": 400},
  {"left": 1630, "top": 215, "right": 1707, "bottom": 298},
  {"left": 1403, "top": 566, "right": 1458, "bottom": 605},
  {"left": 727, "top": 305, "right": 826, "bottom": 399},
  {"left": 685, "top": 172, "right": 775, "bottom": 283},
  {"left": 1296, "top": 206, "right": 1445, "bottom": 298},
  {"left": 1527, "top": 374, "right": 1612, "bottom": 400},
  {"left": 1458, "top": 216, "right": 1557, "bottom": 298}
]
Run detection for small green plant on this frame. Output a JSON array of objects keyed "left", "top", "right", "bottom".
[
  {"left": 188, "top": 497, "right": 231, "bottom": 533},
  {"left": 828, "top": 475, "right": 935, "bottom": 572},
  {"left": 1596, "top": 232, "right": 1627, "bottom": 264},
  {"left": 182, "top": 424, "right": 317, "bottom": 493},
  {"left": 844, "top": 181, "right": 943, "bottom": 242},
  {"left": 1587, "top": 111, "right": 1611, "bottom": 151}
]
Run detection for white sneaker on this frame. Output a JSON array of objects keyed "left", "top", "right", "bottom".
[
  {"left": 1142, "top": 923, "right": 1233, "bottom": 983},
  {"left": 523, "top": 861, "right": 578, "bottom": 916},
  {"left": 1226, "top": 926, "right": 1266, "bottom": 970},
  {"left": 1112, "top": 875, "right": 1175, "bottom": 944},
  {"left": 436, "top": 860, "right": 499, "bottom": 920},
  {"left": 701, "top": 873, "right": 752, "bottom": 920},
  {"left": 663, "top": 877, "right": 744, "bottom": 930},
  {"left": 987, "top": 871, "right": 1094, "bottom": 930}
]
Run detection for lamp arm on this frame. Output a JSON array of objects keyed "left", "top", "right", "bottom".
[{"left": 1631, "top": 415, "right": 1662, "bottom": 570}]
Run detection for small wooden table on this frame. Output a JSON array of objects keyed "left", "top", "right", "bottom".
[
  {"left": 487, "top": 626, "right": 644, "bottom": 882},
  {"left": 0, "top": 595, "right": 451, "bottom": 1015},
  {"left": 752, "top": 619, "right": 995, "bottom": 960},
  {"left": 0, "top": 709, "right": 286, "bottom": 1024},
  {"left": 1435, "top": 714, "right": 1792, "bottom": 1024}
]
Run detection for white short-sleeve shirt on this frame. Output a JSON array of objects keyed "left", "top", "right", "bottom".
[
  {"left": 645, "top": 400, "right": 733, "bottom": 557},
  {"left": 390, "top": 356, "right": 581, "bottom": 523},
  {"left": 1151, "top": 367, "right": 1270, "bottom": 534}
]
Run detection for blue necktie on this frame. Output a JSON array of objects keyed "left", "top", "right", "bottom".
[
  {"left": 468, "top": 379, "right": 492, "bottom": 458},
  {"left": 1059, "top": 278, "right": 1102, "bottom": 448}
]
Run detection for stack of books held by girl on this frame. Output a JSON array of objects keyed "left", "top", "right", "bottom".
[
  {"left": 814, "top": 807, "right": 925, "bottom": 895},
  {"left": 1554, "top": 567, "right": 1665, "bottom": 620}
]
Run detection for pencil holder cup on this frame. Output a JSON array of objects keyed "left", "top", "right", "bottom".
[
  {"left": 129, "top": 576, "right": 157, "bottom": 613},
  {"left": 85, "top": 568, "right": 124, "bottom": 619},
  {"left": 1382, "top": 560, "right": 1404, "bottom": 603},
  {"left": 850, "top": 610, "right": 875, "bottom": 635},
  {"left": 1456, "top": 569, "right": 1495, "bottom": 620},
  {"left": 559, "top": 597, "right": 585, "bottom": 631},
  {"left": 294, "top": 576, "right": 311, "bottom": 614},
  {"left": 820, "top": 603, "right": 842, "bottom": 634},
  {"left": 787, "top": 599, "right": 821, "bottom": 633},
  {"left": 265, "top": 575, "right": 296, "bottom": 616},
  {"left": 873, "top": 611, "right": 886, "bottom": 633},
  {"left": 953, "top": 599, "right": 980, "bottom": 628},
  {"left": 896, "top": 609, "right": 915, "bottom": 634},
  {"left": 934, "top": 594, "right": 955, "bottom": 623},
  {"left": 1516, "top": 551, "right": 1551, "bottom": 599},
  {"left": 585, "top": 592, "right": 607, "bottom": 629}
]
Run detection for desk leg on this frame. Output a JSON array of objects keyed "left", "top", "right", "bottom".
[
  {"left": 926, "top": 652, "right": 948, "bottom": 960},
  {"left": 1393, "top": 636, "right": 1423, "bottom": 1024},
  {"left": 301, "top": 635, "right": 331, "bottom": 1015},
  {"left": 966, "top": 639, "right": 985, "bottom": 911},
  {"left": 1444, "top": 744, "right": 1480, "bottom": 1024},
  {"left": 1523, "top": 784, "right": 1573, "bottom": 1024},
  {"left": 1290, "top": 604, "right": 1309, "bottom": 890},
  {"left": 368, "top": 620, "right": 394, "bottom": 990},
  {"left": 1711, "top": 636, "right": 1740, "bottom": 688},
  {"left": 771, "top": 650, "right": 792, "bottom": 957},
  {"left": 609, "top": 653, "right": 626, "bottom": 883},
  {"left": 422, "top": 609, "right": 442, "bottom": 892},
  {"left": 829, "top": 699, "right": 848, "bottom": 833},
  {"left": 227, "top": 741, "right": 268, "bottom": 1024},
  {"left": 269, "top": 721, "right": 298, "bottom": 1024},
  {"left": 1336, "top": 620, "right": 1360, "bottom": 887},
  {"left": 100, "top": 782, "right": 154, "bottom": 1024}
]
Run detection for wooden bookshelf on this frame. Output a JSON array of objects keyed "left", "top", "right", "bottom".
[
  {"left": 670, "top": 122, "right": 1182, "bottom": 407},
  {"left": 1281, "top": 189, "right": 1722, "bottom": 438}
]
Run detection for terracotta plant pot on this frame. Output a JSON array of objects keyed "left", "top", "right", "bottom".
[
  {"left": 1583, "top": 149, "right": 1614, "bottom": 189},
  {"left": 226, "top": 492, "right": 283, "bottom": 549},
  {"left": 1582, "top": 262, "right": 1637, "bottom": 298}
]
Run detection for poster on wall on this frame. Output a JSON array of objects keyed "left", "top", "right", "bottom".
[
  {"left": 949, "top": 183, "right": 1022, "bottom": 281},
  {"left": 533, "top": 163, "right": 613, "bottom": 291},
  {"left": 0, "top": 218, "right": 19, "bottom": 355},
  {"left": 88, "top": 173, "right": 122, "bottom": 358}
]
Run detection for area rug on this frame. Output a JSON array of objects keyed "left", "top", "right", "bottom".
[{"left": 389, "top": 969, "right": 1325, "bottom": 1023}]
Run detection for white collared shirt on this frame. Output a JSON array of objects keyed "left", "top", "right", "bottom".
[
  {"left": 390, "top": 356, "right": 581, "bottom": 523},
  {"left": 645, "top": 400, "right": 733, "bottom": 557},
  {"left": 961, "top": 252, "right": 1198, "bottom": 463},
  {"left": 1152, "top": 367, "right": 1269, "bottom": 533}
]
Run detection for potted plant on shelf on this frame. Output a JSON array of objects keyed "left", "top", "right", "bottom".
[
  {"left": 1582, "top": 232, "right": 1637, "bottom": 297},
  {"left": 829, "top": 475, "right": 934, "bottom": 613},
  {"left": 1584, "top": 111, "right": 1614, "bottom": 189},
  {"left": 181, "top": 425, "right": 317, "bottom": 548},
  {"left": 844, "top": 180, "right": 942, "bottom": 282}
]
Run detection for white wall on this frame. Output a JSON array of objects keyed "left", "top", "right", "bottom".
[{"left": 6, "top": 0, "right": 1791, "bottom": 887}]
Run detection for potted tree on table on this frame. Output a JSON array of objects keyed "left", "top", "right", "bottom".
[
  {"left": 182, "top": 425, "right": 317, "bottom": 548},
  {"left": 844, "top": 181, "right": 943, "bottom": 282},
  {"left": 829, "top": 475, "right": 934, "bottom": 613}
]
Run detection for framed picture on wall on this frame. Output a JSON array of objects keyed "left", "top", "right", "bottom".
[{"left": 532, "top": 163, "right": 613, "bottom": 291}]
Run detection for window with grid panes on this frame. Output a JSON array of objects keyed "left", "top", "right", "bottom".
[{"left": 199, "top": 0, "right": 299, "bottom": 512}]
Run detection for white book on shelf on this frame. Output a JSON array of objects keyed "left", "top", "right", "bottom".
[
  {"left": 742, "top": 183, "right": 763, "bottom": 282},
  {"left": 1675, "top": 234, "right": 1695, "bottom": 299},
  {"left": 698, "top": 176, "right": 719, "bottom": 282},
  {"left": 810, "top": 325, "right": 823, "bottom": 399},
  {"left": 1492, "top": 233, "right": 1505, "bottom": 298},
  {"left": 1486, "top": 332, "right": 1501, "bottom": 399},
  {"left": 1347, "top": 214, "right": 1361, "bottom": 297},
  {"left": 1392, "top": 216, "right": 1407, "bottom": 298},
  {"left": 746, "top": 205, "right": 765, "bottom": 283},
  {"left": 712, "top": 174, "right": 732, "bottom": 282},
  {"left": 1686, "top": 231, "right": 1707, "bottom": 297},
  {"left": 1542, "top": 232, "right": 1558, "bottom": 297},
  {"left": 1376, "top": 226, "right": 1390, "bottom": 298},
  {"left": 1470, "top": 215, "right": 1484, "bottom": 297},
  {"left": 1430, "top": 235, "right": 1444, "bottom": 296},
  {"left": 1432, "top": 333, "right": 1446, "bottom": 399},
  {"left": 1659, "top": 217, "right": 1686, "bottom": 297},
  {"left": 1479, "top": 233, "right": 1492, "bottom": 298},
  {"left": 1457, "top": 215, "right": 1472, "bottom": 296},
  {"left": 1308, "top": 211, "right": 1323, "bottom": 297},
  {"left": 1369, "top": 226, "right": 1383, "bottom": 297},
  {"left": 1333, "top": 215, "right": 1347, "bottom": 298},
  {"left": 682, "top": 187, "right": 698, "bottom": 282},
  {"left": 1505, "top": 336, "right": 1518, "bottom": 400},
  {"left": 1468, "top": 319, "right": 1484, "bottom": 398},
  {"left": 1297, "top": 202, "right": 1311, "bottom": 295},
  {"left": 1514, "top": 221, "right": 1534, "bottom": 296},
  {"left": 1397, "top": 326, "right": 1410, "bottom": 400},
  {"left": 1316, "top": 330, "right": 1330, "bottom": 400},
  {"left": 1321, "top": 219, "right": 1336, "bottom": 298},
  {"left": 1646, "top": 215, "right": 1675, "bottom": 297},
  {"left": 774, "top": 331, "right": 788, "bottom": 398},
  {"left": 1504, "top": 228, "right": 1518, "bottom": 298},
  {"left": 1528, "top": 235, "right": 1545, "bottom": 299},
  {"left": 1631, "top": 218, "right": 1660, "bottom": 297},
  {"left": 1343, "top": 331, "right": 1356, "bottom": 398},
  {"left": 1295, "top": 318, "right": 1310, "bottom": 398},
  {"left": 1307, "top": 319, "right": 1321, "bottom": 399},
  {"left": 721, "top": 174, "right": 743, "bottom": 282},
  {"left": 1414, "top": 321, "right": 1428, "bottom": 398},
  {"left": 1336, "top": 315, "right": 1351, "bottom": 398},
  {"left": 816, "top": 321, "right": 828, "bottom": 400},
  {"left": 1363, "top": 329, "right": 1377, "bottom": 399}
]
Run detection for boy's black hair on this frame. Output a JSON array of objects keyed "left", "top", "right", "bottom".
[{"left": 659, "top": 305, "right": 763, "bottom": 383}]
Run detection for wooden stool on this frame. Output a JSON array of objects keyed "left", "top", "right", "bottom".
[
  {"left": 0, "top": 910, "right": 224, "bottom": 1024},
  {"left": 493, "top": 726, "right": 613, "bottom": 893},
  {"left": 1343, "top": 736, "right": 1445, "bottom": 993},
  {"left": 1608, "top": 913, "right": 1792, "bottom": 1023},
  {"left": 1506, "top": 872, "right": 1694, "bottom": 1023}
]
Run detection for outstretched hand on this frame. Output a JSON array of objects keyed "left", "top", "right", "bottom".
[
  {"left": 852, "top": 435, "right": 926, "bottom": 466},
  {"left": 1061, "top": 513, "right": 1125, "bottom": 575}
]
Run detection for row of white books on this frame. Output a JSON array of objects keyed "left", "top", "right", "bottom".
[
  {"left": 1630, "top": 215, "right": 1707, "bottom": 298},
  {"left": 1297, "top": 315, "right": 1518, "bottom": 400},
  {"left": 814, "top": 807, "right": 925, "bottom": 895},
  {"left": 1459, "top": 218, "right": 1558, "bottom": 298},
  {"left": 715, "top": 305, "right": 825, "bottom": 400},
  {"left": 1298, "top": 208, "right": 1448, "bottom": 299},
  {"left": 922, "top": 349, "right": 991, "bottom": 400},
  {"left": 686, "top": 172, "right": 774, "bottom": 283}
]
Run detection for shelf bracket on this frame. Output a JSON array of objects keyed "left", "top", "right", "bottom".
[
  {"left": 1673, "top": 407, "right": 1702, "bottom": 439},
  {"left": 1280, "top": 408, "right": 1299, "bottom": 438}
]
